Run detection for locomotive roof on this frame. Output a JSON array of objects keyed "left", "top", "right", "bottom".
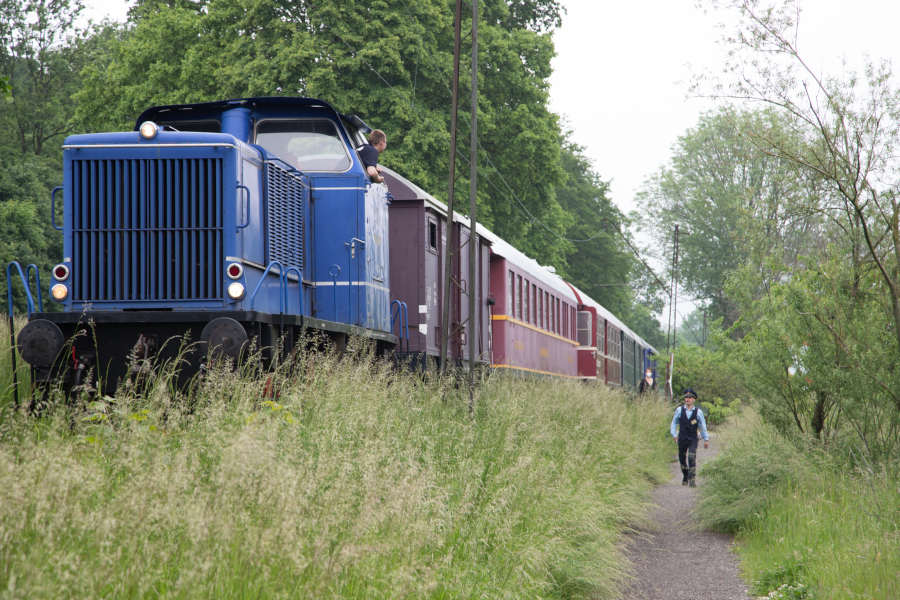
[{"left": 134, "top": 96, "right": 343, "bottom": 128}]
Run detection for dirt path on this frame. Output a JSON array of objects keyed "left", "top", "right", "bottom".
[{"left": 618, "top": 435, "right": 752, "bottom": 600}]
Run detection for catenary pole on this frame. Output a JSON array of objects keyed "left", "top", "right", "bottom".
[
  {"left": 467, "top": 0, "right": 479, "bottom": 414},
  {"left": 440, "top": 0, "right": 463, "bottom": 373}
]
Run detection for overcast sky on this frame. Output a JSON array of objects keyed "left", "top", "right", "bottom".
[{"left": 549, "top": 0, "right": 900, "bottom": 215}]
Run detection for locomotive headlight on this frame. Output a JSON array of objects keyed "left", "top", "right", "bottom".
[
  {"left": 52, "top": 263, "right": 70, "bottom": 281},
  {"left": 50, "top": 283, "right": 68, "bottom": 301},
  {"left": 139, "top": 121, "right": 159, "bottom": 140},
  {"left": 227, "top": 282, "right": 246, "bottom": 300}
]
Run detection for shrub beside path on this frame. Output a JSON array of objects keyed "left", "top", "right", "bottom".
[{"left": 618, "top": 435, "right": 752, "bottom": 600}]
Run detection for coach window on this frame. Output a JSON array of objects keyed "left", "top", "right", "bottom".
[
  {"left": 554, "top": 297, "right": 559, "bottom": 334},
  {"left": 532, "top": 284, "right": 537, "bottom": 324},
  {"left": 517, "top": 275, "right": 523, "bottom": 320},
  {"left": 537, "top": 290, "right": 543, "bottom": 328},
  {"left": 549, "top": 295, "right": 554, "bottom": 333},
  {"left": 523, "top": 279, "right": 530, "bottom": 323},
  {"left": 427, "top": 218, "right": 438, "bottom": 253},
  {"left": 508, "top": 271, "right": 514, "bottom": 315},
  {"left": 255, "top": 118, "right": 352, "bottom": 172}
]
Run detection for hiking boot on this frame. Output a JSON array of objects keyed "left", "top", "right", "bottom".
[
  {"left": 688, "top": 479, "right": 696, "bottom": 488},
  {"left": 681, "top": 479, "right": 688, "bottom": 486}
]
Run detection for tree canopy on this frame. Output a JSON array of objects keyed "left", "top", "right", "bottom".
[{"left": 0, "top": 0, "right": 658, "bottom": 346}]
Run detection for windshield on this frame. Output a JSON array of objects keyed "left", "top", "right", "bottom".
[{"left": 255, "top": 119, "right": 351, "bottom": 172}]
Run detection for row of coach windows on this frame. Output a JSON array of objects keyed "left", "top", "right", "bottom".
[{"left": 507, "top": 271, "right": 576, "bottom": 338}]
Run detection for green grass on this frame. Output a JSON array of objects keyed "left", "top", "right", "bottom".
[
  {"left": 0, "top": 317, "right": 32, "bottom": 411},
  {"left": 698, "top": 411, "right": 900, "bottom": 600},
  {"left": 0, "top": 335, "right": 672, "bottom": 599}
]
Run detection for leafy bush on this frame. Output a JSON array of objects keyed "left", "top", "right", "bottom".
[
  {"left": 665, "top": 337, "right": 748, "bottom": 421},
  {"left": 701, "top": 396, "right": 741, "bottom": 426}
]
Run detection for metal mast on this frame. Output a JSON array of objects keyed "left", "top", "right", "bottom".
[
  {"left": 467, "top": 0, "right": 479, "bottom": 413},
  {"left": 440, "top": 0, "right": 463, "bottom": 372}
]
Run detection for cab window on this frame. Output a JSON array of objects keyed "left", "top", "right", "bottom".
[{"left": 255, "top": 119, "right": 351, "bottom": 172}]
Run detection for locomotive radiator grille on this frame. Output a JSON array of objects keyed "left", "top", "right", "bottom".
[
  {"left": 265, "top": 161, "right": 307, "bottom": 270},
  {"left": 71, "top": 158, "right": 225, "bottom": 302}
]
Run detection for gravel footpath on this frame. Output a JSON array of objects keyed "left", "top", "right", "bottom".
[{"left": 618, "top": 436, "right": 752, "bottom": 600}]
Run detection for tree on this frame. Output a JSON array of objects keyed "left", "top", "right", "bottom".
[
  {"left": 638, "top": 107, "right": 824, "bottom": 329},
  {"left": 705, "top": 0, "right": 900, "bottom": 388},
  {"left": 72, "top": 0, "right": 574, "bottom": 267},
  {"left": 0, "top": 0, "right": 86, "bottom": 155}
]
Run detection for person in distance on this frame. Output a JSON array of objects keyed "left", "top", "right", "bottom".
[{"left": 638, "top": 368, "right": 655, "bottom": 395}]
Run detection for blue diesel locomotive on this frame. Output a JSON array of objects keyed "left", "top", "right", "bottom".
[{"left": 16, "top": 97, "right": 395, "bottom": 390}]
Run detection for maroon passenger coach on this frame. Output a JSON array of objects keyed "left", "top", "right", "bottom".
[{"left": 382, "top": 167, "right": 657, "bottom": 382}]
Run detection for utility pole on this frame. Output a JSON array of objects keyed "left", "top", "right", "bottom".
[
  {"left": 467, "top": 0, "right": 479, "bottom": 414},
  {"left": 440, "top": 0, "right": 463, "bottom": 373},
  {"left": 665, "top": 224, "right": 681, "bottom": 401}
]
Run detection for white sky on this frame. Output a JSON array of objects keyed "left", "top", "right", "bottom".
[{"left": 549, "top": 0, "right": 900, "bottom": 215}]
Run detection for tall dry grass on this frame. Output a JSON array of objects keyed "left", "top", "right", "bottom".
[
  {"left": 0, "top": 338, "right": 672, "bottom": 599},
  {"left": 698, "top": 410, "right": 899, "bottom": 600}
]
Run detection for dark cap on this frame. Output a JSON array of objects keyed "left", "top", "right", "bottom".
[{"left": 682, "top": 388, "right": 697, "bottom": 399}]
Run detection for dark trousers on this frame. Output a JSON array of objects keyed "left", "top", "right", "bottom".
[{"left": 678, "top": 438, "right": 698, "bottom": 481}]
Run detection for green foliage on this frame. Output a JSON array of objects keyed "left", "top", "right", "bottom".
[
  {"left": 0, "top": 149, "right": 63, "bottom": 312},
  {"left": 0, "top": 0, "right": 88, "bottom": 155},
  {"left": 0, "top": 342, "right": 672, "bottom": 599},
  {"left": 733, "top": 252, "right": 900, "bottom": 461},
  {"left": 667, "top": 331, "right": 748, "bottom": 415},
  {"left": 638, "top": 107, "right": 824, "bottom": 329},
  {"left": 703, "top": 396, "right": 741, "bottom": 427}
]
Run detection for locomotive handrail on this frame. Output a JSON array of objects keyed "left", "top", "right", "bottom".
[
  {"left": 236, "top": 184, "right": 251, "bottom": 230},
  {"left": 281, "top": 266, "right": 305, "bottom": 317},
  {"left": 26, "top": 264, "right": 43, "bottom": 313},
  {"left": 248, "top": 260, "right": 284, "bottom": 311},
  {"left": 50, "top": 186, "right": 63, "bottom": 231},
  {"left": 328, "top": 264, "right": 341, "bottom": 321},
  {"left": 6, "top": 260, "right": 37, "bottom": 411},
  {"left": 6, "top": 261, "right": 36, "bottom": 318},
  {"left": 391, "top": 299, "right": 409, "bottom": 353}
]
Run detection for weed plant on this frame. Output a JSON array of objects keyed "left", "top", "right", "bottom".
[
  {"left": 698, "top": 410, "right": 899, "bottom": 599},
  {"left": 0, "top": 317, "right": 32, "bottom": 412},
  {"left": 0, "top": 337, "right": 672, "bottom": 599}
]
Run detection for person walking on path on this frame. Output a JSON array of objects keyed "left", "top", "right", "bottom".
[{"left": 670, "top": 388, "right": 709, "bottom": 487}]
